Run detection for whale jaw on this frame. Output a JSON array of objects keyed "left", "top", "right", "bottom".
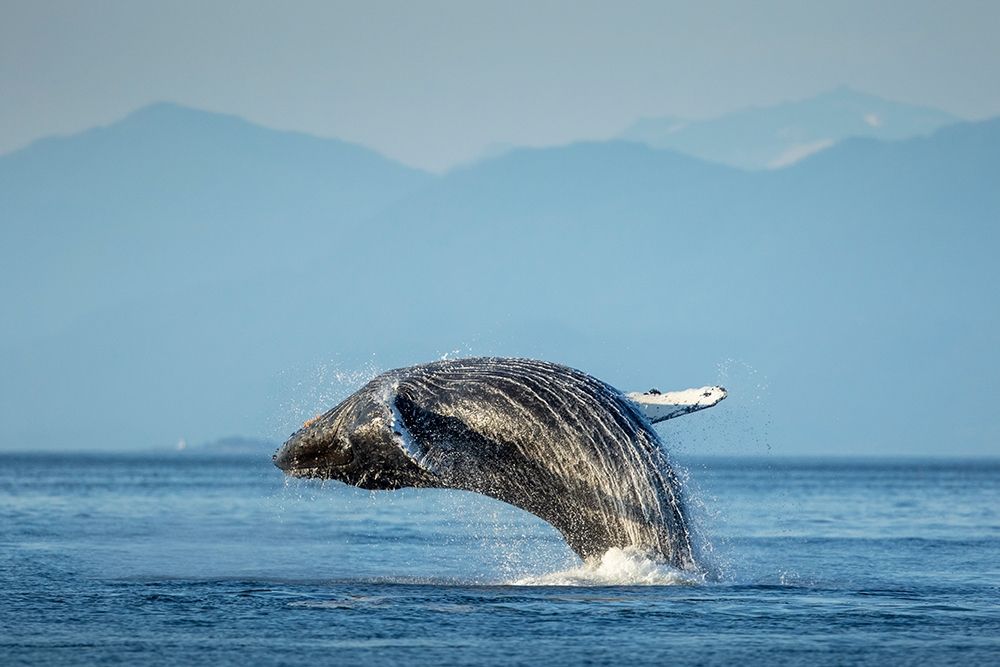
[{"left": 273, "top": 428, "right": 354, "bottom": 480}]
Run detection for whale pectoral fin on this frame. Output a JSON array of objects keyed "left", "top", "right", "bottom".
[
  {"left": 392, "top": 392, "right": 504, "bottom": 478},
  {"left": 626, "top": 386, "right": 727, "bottom": 424}
]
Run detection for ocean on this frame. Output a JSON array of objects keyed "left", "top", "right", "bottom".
[{"left": 2, "top": 452, "right": 998, "bottom": 665}]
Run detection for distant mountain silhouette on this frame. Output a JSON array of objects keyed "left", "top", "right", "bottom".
[
  {"left": 0, "top": 103, "right": 432, "bottom": 342},
  {"left": 1, "top": 106, "right": 996, "bottom": 456},
  {"left": 620, "top": 87, "right": 959, "bottom": 169}
]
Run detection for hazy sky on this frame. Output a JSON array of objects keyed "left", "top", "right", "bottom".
[{"left": 3, "top": 0, "right": 1000, "bottom": 171}]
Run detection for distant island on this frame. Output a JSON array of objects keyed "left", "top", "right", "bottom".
[{"left": 177, "top": 436, "right": 278, "bottom": 455}]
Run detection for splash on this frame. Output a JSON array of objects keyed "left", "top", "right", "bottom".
[
  {"left": 510, "top": 547, "right": 705, "bottom": 586},
  {"left": 270, "top": 358, "right": 383, "bottom": 437}
]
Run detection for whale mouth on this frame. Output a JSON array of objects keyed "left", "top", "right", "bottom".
[
  {"left": 273, "top": 454, "right": 353, "bottom": 480},
  {"left": 273, "top": 432, "right": 354, "bottom": 478},
  {"left": 273, "top": 451, "right": 354, "bottom": 478}
]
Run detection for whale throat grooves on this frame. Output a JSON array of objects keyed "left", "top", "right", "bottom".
[{"left": 387, "top": 358, "right": 697, "bottom": 570}]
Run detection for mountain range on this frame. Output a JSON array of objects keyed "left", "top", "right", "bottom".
[
  {"left": 619, "top": 86, "right": 959, "bottom": 169},
  {"left": 1, "top": 98, "right": 997, "bottom": 456}
]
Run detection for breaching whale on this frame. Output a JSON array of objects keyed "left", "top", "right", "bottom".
[{"left": 273, "top": 357, "right": 725, "bottom": 570}]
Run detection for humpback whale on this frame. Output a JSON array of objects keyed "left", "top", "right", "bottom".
[{"left": 273, "top": 357, "right": 725, "bottom": 570}]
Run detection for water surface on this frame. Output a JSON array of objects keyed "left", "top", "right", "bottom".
[{"left": 2, "top": 453, "right": 998, "bottom": 665}]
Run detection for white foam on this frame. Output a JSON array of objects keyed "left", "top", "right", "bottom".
[{"left": 510, "top": 547, "right": 704, "bottom": 586}]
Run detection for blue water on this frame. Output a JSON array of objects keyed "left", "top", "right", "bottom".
[{"left": 2, "top": 453, "right": 998, "bottom": 665}]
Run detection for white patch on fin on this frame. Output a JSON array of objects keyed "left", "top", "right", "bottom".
[{"left": 626, "top": 386, "right": 727, "bottom": 424}]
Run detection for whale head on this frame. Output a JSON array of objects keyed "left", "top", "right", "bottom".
[{"left": 273, "top": 385, "right": 434, "bottom": 490}]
